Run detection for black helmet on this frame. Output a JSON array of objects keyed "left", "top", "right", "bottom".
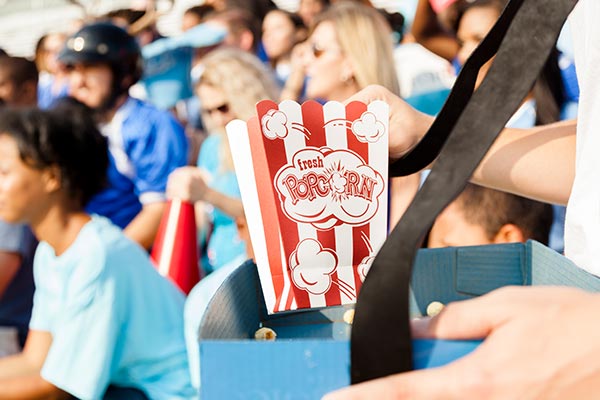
[{"left": 58, "top": 22, "right": 143, "bottom": 94}]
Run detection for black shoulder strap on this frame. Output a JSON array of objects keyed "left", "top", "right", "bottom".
[{"left": 351, "top": 0, "right": 578, "bottom": 383}]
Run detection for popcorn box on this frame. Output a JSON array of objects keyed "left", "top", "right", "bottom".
[
  {"left": 227, "top": 100, "right": 389, "bottom": 313},
  {"left": 199, "top": 241, "right": 598, "bottom": 398}
]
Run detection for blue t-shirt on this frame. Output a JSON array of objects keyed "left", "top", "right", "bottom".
[
  {"left": 197, "top": 134, "right": 246, "bottom": 273},
  {"left": 37, "top": 73, "right": 69, "bottom": 109},
  {"left": 29, "top": 216, "right": 194, "bottom": 400},
  {"left": 86, "top": 97, "right": 188, "bottom": 229},
  {"left": 0, "top": 221, "right": 36, "bottom": 345}
]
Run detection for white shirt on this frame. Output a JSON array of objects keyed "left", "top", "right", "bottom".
[{"left": 564, "top": 0, "right": 600, "bottom": 275}]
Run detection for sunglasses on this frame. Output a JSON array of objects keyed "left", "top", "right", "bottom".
[
  {"left": 203, "top": 103, "right": 230, "bottom": 115},
  {"left": 310, "top": 43, "right": 341, "bottom": 59},
  {"left": 311, "top": 43, "right": 326, "bottom": 58}
]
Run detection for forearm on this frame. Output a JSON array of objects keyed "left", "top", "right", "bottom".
[
  {"left": 388, "top": 173, "right": 421, "bottom": 230},
  {"left": 473, "top": 119, "right": 577, "bottom": 205},
  {"left": 123, "top": 202, "right": 166, "bottom": 249},
  {"left": 0, "top": 375, "right": 70, "bottom": 400},
  {"left": 0, "top": 353, "right": 38, "bottom": 380},
  {"left": 203, "top": 188, "right": 245, "bottom": 220},
  {"left": 407, "top": 118, "right": 575, "bottom": 205}
]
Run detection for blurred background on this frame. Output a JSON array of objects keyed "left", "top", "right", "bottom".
[{"left": 0, "top": 0, "right": 412, "bottom": 57}]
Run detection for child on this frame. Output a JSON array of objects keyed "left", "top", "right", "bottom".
[
  {"left": 0, "top": 104, "right": 194, "bottom": 399},
  {"left": 427, "top": 183, "right": 553, "bottom": 248}
]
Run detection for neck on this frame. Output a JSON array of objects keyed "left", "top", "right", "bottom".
[
  {"left": 31, "top": 203, "right": 91, "bottom": 257},
  {"left": 97, "top": 94, "right": 128, "bottom": 123},
  {"left": 273, "top": 54, "right": 291, "bottom": 68}
]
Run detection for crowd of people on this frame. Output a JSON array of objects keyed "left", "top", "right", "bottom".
[{"left": 0, "top": 0, "right": 595, "bottom": 398}]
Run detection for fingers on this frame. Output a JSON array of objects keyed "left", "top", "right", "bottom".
[
  {"left": 166, "top": 166, "right": 206, "bottom": 202},
  {"left": 414, "top": 286, "right": 570, "bottom": 340},
  {"left": 413, "top": 287, "right": 528, "bottom": 340},
  {"left": 323, "top": 364, "right": 464, "bottom": 400},
  {"left": 342, "top": 85, "right": 392, "bottom": 106}
]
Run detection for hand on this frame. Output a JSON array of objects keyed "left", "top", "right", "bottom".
[
  {"left": 280, "top": 41, "right": 310, "bottom": 101},
  {"left": 343, "top": 85, "right": 434, "bottom": 160},
  {"left": 166, "top": 166, "right": 210, "bottom": 203},
  {"left": 323, "top": 286, "right": 600, "bottom": 399},
  {"left": 290, "top": 40, "right": 310, "bottom": 71}
]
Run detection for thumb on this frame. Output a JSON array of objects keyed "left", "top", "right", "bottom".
[
  {"left": 322, "top": 363, "right": 464, "bottom": 400},
  {"left": 418, "top": 288, "right": 518, "bottom": 340}
]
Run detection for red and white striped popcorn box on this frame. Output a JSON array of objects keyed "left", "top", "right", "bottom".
[{"left": 227, "top": 100, "right": 388, "bottom": 312}]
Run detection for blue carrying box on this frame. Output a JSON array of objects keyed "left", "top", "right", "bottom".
[{"left": 198, "top": 240, "right": 600, "bottom": 398}]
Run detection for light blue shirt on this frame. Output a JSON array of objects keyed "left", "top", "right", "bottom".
[
  {"left": 29, "top": 216, "right": 195, "bottom": 400},
  {"left": 197, "top": 134, "right": 246, "bottom": 273}
]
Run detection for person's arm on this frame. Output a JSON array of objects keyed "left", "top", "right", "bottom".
[
  {"left": 203, "top": 188, "right": 244, "bottom": 219},
  {"left": 167, "top": 166, "right": 244, "bottom": 220},
  {"left": 123, "top": 201, "right": 166, "bottom": 250},
  {"left": 324, "top": 286, "right": 600, "bottom": 399},
  {"left": 346, "top": 85, "right": 577, "bottom": 206},
  {"left": 411, "top": 0, "right": 459, "bottom": 62},
  {"left": 123, "top": 109, "right": 188, "bottom": 250},
  {"left": 0, "top": 252, "right": 20, "bottom": 298},
  {"left": 0, "top": 330, "right": 71, "bottom": 400},
  {"left": 388, "top": 173, "right": 421, "bottom": 230},
  {"left": 472, "top": 119, "right": 576, "bottom": 206}
]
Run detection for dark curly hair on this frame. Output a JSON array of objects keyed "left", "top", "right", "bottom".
[
  {"left": 458, "top": 183, "right": 554, "bottom": 245},
  {"left": 0, "top": 100, "right": 109, "bottom": 207}
]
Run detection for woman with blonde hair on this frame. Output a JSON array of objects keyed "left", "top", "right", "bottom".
[
  {"left": 283, "top": 2, "right": 398, "bottom": 102},
  {"left": 167, "top": 47, "right": 280, "bottom": 275},
  {"left": 284, "top": 1, "right": 420, "bottom": 227},
  {"left": 168, "top": 48, "right": 279, "bottom": 393}
]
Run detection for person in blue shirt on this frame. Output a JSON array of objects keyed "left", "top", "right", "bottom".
[
  {"left": 0, "top": 104, "right": 194, "bottom": 399},
  {"left": 57, "top": 22, "right": 188, "bottom": 250}
]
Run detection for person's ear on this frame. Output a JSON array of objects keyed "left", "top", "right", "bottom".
[
  {"left": 238, "top": 30, "right": 255, "bottom": 53},
  {"left": 42, "top": 166, "right": 61, "bottom": 194},
  {"left": 340, "top": 59, "right": 355, "bottom": 85},
  {"left": 492, "top": 223, "right": 526, "bottom": 244}
]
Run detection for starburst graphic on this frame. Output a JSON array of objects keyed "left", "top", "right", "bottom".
[{"left": 326, "top": 161, "right": 349, "bottom": 203}]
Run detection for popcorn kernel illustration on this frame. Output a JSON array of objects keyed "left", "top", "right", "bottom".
[
  {"left": 261, "top": 109, "right": 288, "bottom": 140},
  {"left": 351, "top": 111, "right": 386, "bottom": 143},
  {"left": 289, "top": 239, "right": 338, "bottom": 295}
]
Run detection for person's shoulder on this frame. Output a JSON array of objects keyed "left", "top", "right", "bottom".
[
  {"left": 128, "top": 97, "right": 178, "bottom": 119},
  {"left": 72, "top": 217, "right": 121, "bottom": 263},
  {"left": 73, "top": 216, "right": 152, "bottom": 278},
  {"left": 197, "top": 134, "right": 223, "bottom": 166},
  {"left": 202, "top": 134, "right": 223, "bottom": 148},
  {"left": 122, "top": 97, "right": 183, "bottom": 132}
]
